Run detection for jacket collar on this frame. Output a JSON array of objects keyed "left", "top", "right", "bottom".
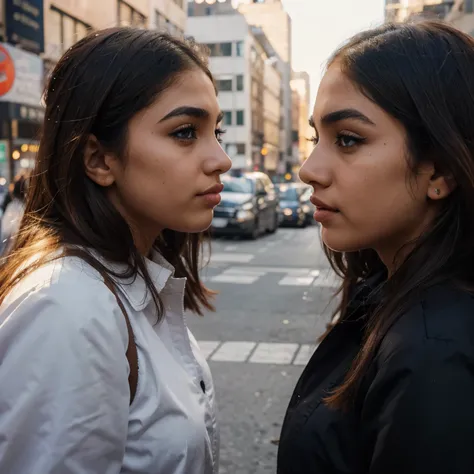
[{"left": 345, "top": 271, "right": 386, "bottom": 322}]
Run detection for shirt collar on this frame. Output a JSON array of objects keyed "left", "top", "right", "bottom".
[{"left": 91, "top": 249, "right": 176, "bottom": 311}]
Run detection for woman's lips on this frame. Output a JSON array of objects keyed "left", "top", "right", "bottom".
[
  {"left": 196, "top": 183, "right": 224, "bottom": 207},
  {"left": 310, "top": 195, "right": 340, "bottom": 223}
]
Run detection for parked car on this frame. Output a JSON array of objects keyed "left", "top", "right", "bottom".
[
  {"left": 211, "top": 172, "right": 280, "bottom": 239},
  {"left": 277, "top": 183, "right": 315, "bottom": 227}
]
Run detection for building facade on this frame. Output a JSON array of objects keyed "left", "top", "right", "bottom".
[
  {"left": 291, "top": 71, "right": 311, "bottom": 167},
  {"left": 385, "top": 0, "right": 455, "bottom": 22},
  {"left": 237, "top": 0, "right": 293, "bottom": 176},
  {"left": 446, "top": 0, "right": 474, "bottom": 35},
  {"left": 187, "top": 8, "right": 282, "bottom": 174}
]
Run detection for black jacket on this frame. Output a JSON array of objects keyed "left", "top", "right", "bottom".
[{"left": 278, "top": 277, "right": 474, "bottom": 474}]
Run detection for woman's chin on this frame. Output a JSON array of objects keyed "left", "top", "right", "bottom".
[
  {"left": 321, "top": 228, "right": 365, "bottom": 254},
  {"left": 168, "top": 215, "right": 214, "bottom": 234}
]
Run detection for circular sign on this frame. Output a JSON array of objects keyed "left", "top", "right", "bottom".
[{"left": 0, "top": 46, "right": 15, "bottom": 97}]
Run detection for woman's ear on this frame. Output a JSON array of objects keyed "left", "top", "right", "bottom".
[
  {"left": 83, "top": 135, "right": 117, "bottom": 187},
  {"left": 427, "top": 166, "right": 457, "bottom": 201}
]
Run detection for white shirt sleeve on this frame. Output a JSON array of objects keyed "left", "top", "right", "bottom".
[{"left": 0, "top": 282, "right": 131, "bottom": 474}]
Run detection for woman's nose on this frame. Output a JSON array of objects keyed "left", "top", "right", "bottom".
[
  {"left": 299, "top": 148, "right": 332, "bottom": 188},
  {"left": 205, "top": 147, "right": 232, "bottom": 176}
]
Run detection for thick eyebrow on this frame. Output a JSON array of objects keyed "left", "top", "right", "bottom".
[
  {"left": 321, "top": 108, "right": 375, "bottom": 126},
  {"left": 160, "top": 106, "right": 223, "bottom": 124}
]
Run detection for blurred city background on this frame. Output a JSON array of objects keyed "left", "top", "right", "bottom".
[{"left": 0, "top": 0, "right": 471, "bottom": 472}]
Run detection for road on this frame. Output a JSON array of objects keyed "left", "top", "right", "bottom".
[{"left": 187, "top": 225, "right": 340, "bottom": 474}]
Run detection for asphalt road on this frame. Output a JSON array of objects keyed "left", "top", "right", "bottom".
[{"left": 187, "top": 225, "right": 339, "bottom": 473}]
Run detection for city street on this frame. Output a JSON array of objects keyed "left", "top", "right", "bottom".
[{"left": 187, "top": 225, "right": 340, "bottom": 474}]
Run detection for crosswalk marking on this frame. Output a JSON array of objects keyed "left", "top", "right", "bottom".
[
  {"left": 210, "top": 253, "right": 255, "bottom": 263},
  {"left": 210, "top": 341, "right": 256, "bottom": 362},
  {"left": 202, "top": 264, "right": 340, "bottom": 288},
  {"left": 211, "top": 274, "right": 260, "bottom": 284},
  {"left": 249, "top": 343, "right": 299, "bottom": 365},
  {"left": 198, "top": 340, "right": 318, "bottom": 366},
  {"left": 224, "top": 245, "right": 238, "bottom": 251},
  {"left": 198, "top": 341, "right": 221, "bottom": 359},
  {"left": 278, "top": 276, "right": 315, "bottom": 286},
  {"left": 293, "top": 344, "right": 318, "bottom": 366}
]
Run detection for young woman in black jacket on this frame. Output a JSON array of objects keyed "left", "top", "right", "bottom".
[{"left": 278, "top": 20, "right": 474, "bottom": 474}]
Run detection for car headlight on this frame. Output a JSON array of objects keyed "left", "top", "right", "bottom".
[
  {"left": 283, "top": 208, "right": 293, "bottom": 216},
  {"left": 302, "top": 205, "right": 310, "bottom": 213},
  {"left": 241, "top": 201, "right": 254, "bottom": 211},
  {"left": 236, "top": 210, "right": 254, "bottom": 221}
]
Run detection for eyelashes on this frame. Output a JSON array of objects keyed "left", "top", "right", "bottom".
[
  {"left": 307, "top": 132, "right": 366, "bottom": 149},
  {"left": 215, "top": 127, "right": 226, "bottom": 143},
  {"left": 170, "top": 124, "right": 227, "bottom": 143}
]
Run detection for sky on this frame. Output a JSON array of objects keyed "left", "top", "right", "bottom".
[{"left": 281, "top": 0, "right": 385, "bottom": 104}]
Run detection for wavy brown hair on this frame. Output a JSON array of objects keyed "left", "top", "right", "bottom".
[
  {"left": 0, "top": 27, "right": 216, "bottom": 317},
  {"left": 323, "top": 20, "right": 474, "bottom": 410}
]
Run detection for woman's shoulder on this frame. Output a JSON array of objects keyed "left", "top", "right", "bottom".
[
  {"left": 378, "top": 284, "right": 474, "bottom": 366},
  {"left": 1, "top": 254, "right": 128, "bottom": 346}
]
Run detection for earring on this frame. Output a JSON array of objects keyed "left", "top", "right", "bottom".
[{"left": 434, "top": 188, "right": 441, "bottom": 196}]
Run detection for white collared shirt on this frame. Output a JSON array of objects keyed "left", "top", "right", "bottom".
[{"left": 0, "top": 250, "right": 219, "bottom": 474}]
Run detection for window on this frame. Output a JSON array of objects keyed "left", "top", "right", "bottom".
[
  {"left": 236, "top": 110, "right": 245, "bottom": 126},
  {"left": 216, "top": 79, "right": 233, "bottom": 92},
  {"left": 236, "top": 75, "right": 244, "bottom": 91},
  {"left": 49, "top": 7, "right": 91, "bottom": 56},
  {"left": 118, "top": 0, "right": 146, "bottom": 28},
  {"left": 236, "top": 143, "right": 246, "bottom": 155},
  {"left": 222, "top": 177, "right": 253, "bottom": 193},
  {"left": 220, "top": 42, "right": 232, "bottom": 56},
  {"left": 250, "top": 46, "right": 258, "bottom": 63},
  {"left": 205, "top": 42, "right": 232, "bottom": 57},
  {"left": 236, "top": 41, "right": 244, "bottom": 57},
  {"left": 63, "top": 15, "right": 75, "bottom": 51},
  {"left": 223, "top": 111, "right": 232, "bottom": 126},
  {"left": 155, "top": 11, "right": 182, "bottom": 36}
]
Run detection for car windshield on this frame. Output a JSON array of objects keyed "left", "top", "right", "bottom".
[
  {"left": 223, "top": 177, "right": 253, "bottom": 193},
  {"left": 278, "top": 186, "right": 299, "bottom": 201}
]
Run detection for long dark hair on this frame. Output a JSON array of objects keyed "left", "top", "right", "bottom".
[
  {"left": 0, "top": 27, "right": 216, "bottom": 317},
  {"left": 323, "top": 20, "right": 474, "bottom": 409}
]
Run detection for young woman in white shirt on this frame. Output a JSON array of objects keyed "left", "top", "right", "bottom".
[{"left": 0, "top": 27, "right": 231, "bottom": 474}]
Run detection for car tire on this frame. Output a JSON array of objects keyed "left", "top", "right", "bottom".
[
  {"left": 249, "top": 219, "right": 259, "bottom": 240},
  {"left": 269, "top": 212, "right": 278, "bottom": 233}
]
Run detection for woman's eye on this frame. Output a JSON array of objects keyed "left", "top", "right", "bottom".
[
  {"left": 335, "top": 133, "right": 365, "bottom": 149},
  {"left": 172, "top": 126, "right": 197, "bottom": 141},
  {"left": 308, "top": 136, "right": 319, "bottom": 145},
  {"left": 215, "top": 128, "right": 226, "bottom": 143}
]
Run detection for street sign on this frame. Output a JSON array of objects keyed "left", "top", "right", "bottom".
[{"left": 5, "top": 0, "right": 45, "bottom": 54}]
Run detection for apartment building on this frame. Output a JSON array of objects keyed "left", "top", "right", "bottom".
[
  {"left": 385, "top": 0, "right": 455, "bottom": 22},
  {"left": 187, "top": 12, "right": 281, "bottom": 173},
  {"left": 291, "top": 71, "right": 311, "bottom": 167},
  {"left": 237, "top": 0, "right": 293, "bottom": 175}
]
